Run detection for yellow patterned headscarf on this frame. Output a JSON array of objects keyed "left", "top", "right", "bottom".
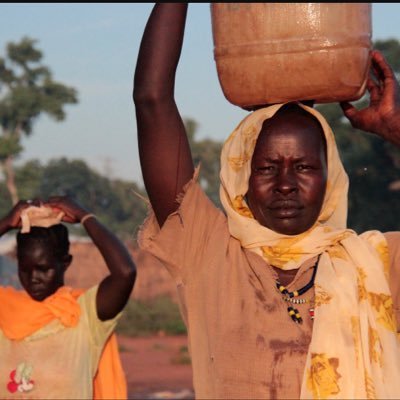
[{"left": 220, "top": 103, "right": 400, "bottom": 399}]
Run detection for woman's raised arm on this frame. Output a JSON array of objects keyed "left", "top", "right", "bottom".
[{"left": 133, "top": 3, "right": 194, "bottom": 227}]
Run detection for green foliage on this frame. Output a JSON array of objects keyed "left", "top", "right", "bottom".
[
  {"left": 374, "top": 39, "right": 400, "bottom": 71},
  {"left": 116, "top": 296, "right": 187, "bottom": 337},
  {"left": 0, "top": 37, "right": 78, "bottom": 135},
  {"left": 40, "top": 79, "right": 77, "bottom": 122},
  {"left": 185, "top": 118, "right": 223, "bottom": 207},
  {"left": 0, "top": 184, "right": 12, "bottom": 219},
  {"left": 316, "top": 101, "right": 400, "bottom": 233},
  {"left": 7, "top": 37, "right": 42, "bottom": 65},
  {"left": 0, "top": 136, "right": 22, "bottom": 159},
  {"left": 0, "top": 36, "right": 78, "bottom": 203},
  {"left": 106, "top": 179, "right": 149, "bottom": 240},
  {"left": 314, "top": 37, "right": 400, "bottom": 233},
  {"left": 36, "top": 158, "right": 147, "bottom": 239},
  {"left": 14, "top": 159, "right": 44, "bottom": 200},
  {"left": 170, "top": 345, "right": 191, "bottom": 365},
  {"left": 0, "top": 157, "right": 148, "bottom": 241}
]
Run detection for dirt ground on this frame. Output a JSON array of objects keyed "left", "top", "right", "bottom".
[{"left": 118, "top": 334, "right": 194, "bottom": 399}]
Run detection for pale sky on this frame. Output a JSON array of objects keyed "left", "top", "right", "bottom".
[{"left": 0, "top": 3, "right": 399, "bottom": 185}]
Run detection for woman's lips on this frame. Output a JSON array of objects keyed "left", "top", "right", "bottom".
[
  {"left": 272, "top": 207, "right": 301, "bottom": 218},
  {"left": 269, "top": 200, "right": 303, "bottom": 218}
]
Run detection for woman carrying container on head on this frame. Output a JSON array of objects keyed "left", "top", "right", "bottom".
[{"left": 133, "top": 3, "right": 400, "bottom": 399}]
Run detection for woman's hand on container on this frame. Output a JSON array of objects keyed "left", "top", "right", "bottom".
[{"left": 340, "top": 50, "right": 400, "bottom": 147}]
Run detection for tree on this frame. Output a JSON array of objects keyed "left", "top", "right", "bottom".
[
  {"left": 0, "top": 37, "right": 78, "bottom": 204},
  {"left": 3, "top": 157, "right": 148, "bottom": 241},
  {"left": 36, "top": 158, "right": 146, "bottom": 238},
  {"left": 374, "top": 38, "right": 400, "bottom": 72},
  {"left": 315, "top": 38, "right": 400, "bottom": 233},
  {"left": 184, "top": 118, "right": 223, "bottom": 207}
]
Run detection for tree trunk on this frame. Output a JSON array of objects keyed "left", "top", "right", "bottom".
[{"left": 2, "top": 156, "right": 19, "bottom": 205}]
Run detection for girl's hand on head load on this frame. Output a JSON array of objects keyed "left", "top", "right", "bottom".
[
  {"left": 3, "top": 199, "right": 43, "bottom": 230},
  {"left": 46, "top": 196, "right": 90, "bottom": 225}
]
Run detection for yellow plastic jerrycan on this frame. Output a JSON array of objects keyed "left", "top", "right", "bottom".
[{"left": 211, "top": 3, "right": 372, "bottom": 108}]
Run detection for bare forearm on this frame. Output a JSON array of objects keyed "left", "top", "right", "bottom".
[
  {"left": 83, "top": 217, "right": 136, "bottom": 320},
  {"left": 83, "top": 217, "right": 135, "bottom": 281},
  {"left": 133, "top": 3, "right": 194, "bottom": 226},
  {"left": 44, "top": 196, "right": 136, "bottom": 320}
]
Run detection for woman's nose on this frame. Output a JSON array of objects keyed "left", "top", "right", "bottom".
[{"left": 274, "top": 168, "right": 298, "bottom": 195}]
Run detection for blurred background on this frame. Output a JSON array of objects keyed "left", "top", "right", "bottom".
[
  {"left": 1, "top": 3, "right": 400, "bottom": 398},
  {"left": 0, "top": 3, "right": 399, "bottom": 237}
]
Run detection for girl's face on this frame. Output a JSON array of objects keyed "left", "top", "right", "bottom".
[{"left": 18, "top": 241, "right": 66, "bottom": 301}]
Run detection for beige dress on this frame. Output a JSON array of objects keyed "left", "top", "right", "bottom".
[
  {"left": 139, "top": 179, "right": 400, "bottom": 399},
  {"left": 0, "top": 285, "right": 120, "bottom": 399}
]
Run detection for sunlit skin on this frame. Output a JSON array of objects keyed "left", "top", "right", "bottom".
[
  {"left": 246, "top": 112, "right": 327, "bottom": 236},
  {"left": 17, "top": 241, "right": 71, "bottom": 302}
]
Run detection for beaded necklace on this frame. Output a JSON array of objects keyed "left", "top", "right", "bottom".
[{"left": 275, "top": 254, "right": 321, "bottom": 324}]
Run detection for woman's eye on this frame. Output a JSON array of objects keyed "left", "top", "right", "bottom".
[
  {"left": 257, "top": 165, "right": 275, "bottom": 173},
  {"left": 296, "top": 164, "right": 312, "bottom": 171}
]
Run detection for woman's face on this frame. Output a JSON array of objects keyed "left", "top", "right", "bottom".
[
  {"left": 18, "top": 241, "right": 66, "bottom": 301},
  {"left": 246, "top": 113, "right": 327, "bottom": 235}
]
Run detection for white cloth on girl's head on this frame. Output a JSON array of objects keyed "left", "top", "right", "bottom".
[{"left": 20, "top": 206, "right": 64, "bottom": 233}]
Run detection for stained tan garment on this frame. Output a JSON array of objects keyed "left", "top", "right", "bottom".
[
  {"left": 218, "top": 103, "right": 400, "bottom": 399},
  {"left": 138, "top": 174, "right": 400, "bottom": 400}
]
